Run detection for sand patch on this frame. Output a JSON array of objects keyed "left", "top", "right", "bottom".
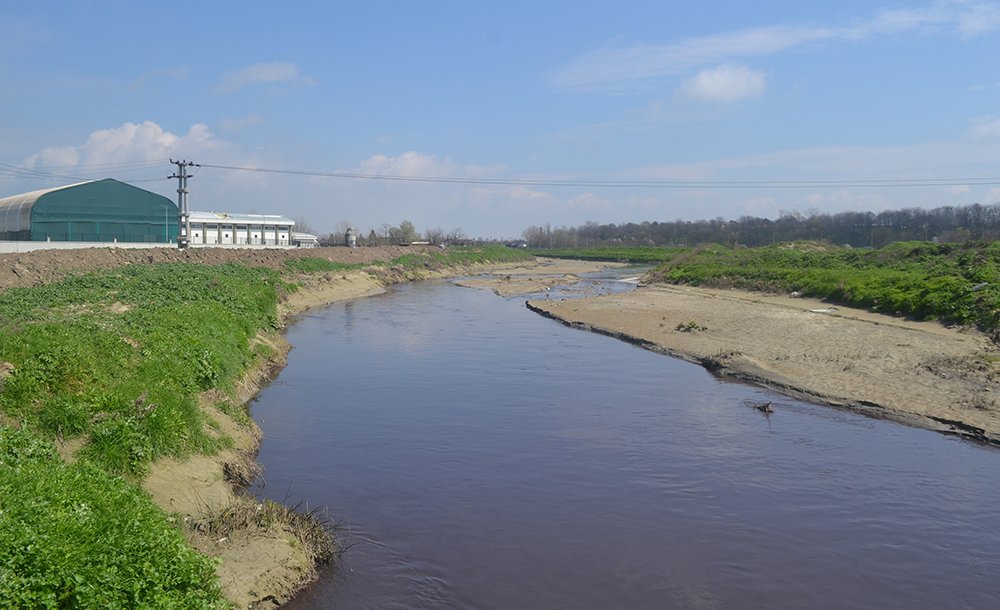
[
  {"left": 456, "top": 258, "right": 628, "bottom": 297},
  {"left": 529, "top": 284, "right": 1000, "bottom": 442}
]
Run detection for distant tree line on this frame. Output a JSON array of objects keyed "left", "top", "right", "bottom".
[
  {"left": 317, "top": 220, "right": 469, "bottom": 246},
  {"left": 522, "top": 203, "right": 1000, "bottom": 249}
]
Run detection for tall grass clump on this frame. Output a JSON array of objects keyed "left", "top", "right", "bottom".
[{"left": 646, "top": 241, "right": 1000, "bottom": 331}]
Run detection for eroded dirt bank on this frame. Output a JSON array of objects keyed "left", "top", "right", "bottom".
[
  {"left": 527, "top": 284, "right": 1000, "bottom": 443},
  {"left": 0, "top": 245, "right": 425, "bottom": 292}
]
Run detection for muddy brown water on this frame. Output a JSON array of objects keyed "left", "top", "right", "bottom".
[{"left": 251, "top": 274, "right": 1000, "bottom": 609}]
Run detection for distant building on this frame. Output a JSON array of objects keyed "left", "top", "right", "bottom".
[{"left": 291, "top": 231, "right": 319, "bottom": 248}]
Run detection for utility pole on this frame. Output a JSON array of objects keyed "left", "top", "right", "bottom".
[{"left": 169, "top": 159, "right": 199, "bottom": 249}]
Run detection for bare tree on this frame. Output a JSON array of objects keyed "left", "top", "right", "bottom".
[
  {"left": 293, "top": 216, "right": 317, "bottom": 235},
  {"left": 334, "top": 219, "right": 354, "bottom": 235}
]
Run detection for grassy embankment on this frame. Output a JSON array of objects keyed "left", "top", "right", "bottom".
[
  {"left": 531, "top": 242, "right": 1000, "bottom": 334},
  {"left": 0, "top": 245, "right": 531, "bottom": 608}
]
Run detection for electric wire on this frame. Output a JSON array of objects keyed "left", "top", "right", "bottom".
[
  {"left": 6, "top": 158, "right": 1000, "bottom": 190},
  {"left": 0, "top": 161, "right": 170, "bottom": 185},
  {"left": 197, "top": 162, "right": 1000, "bottom": 189}
]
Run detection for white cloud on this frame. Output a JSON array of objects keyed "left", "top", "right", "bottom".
[
  {"left": 956, "top": 1, "right": 1000, "bottom": 35},
  {"left": 969, "top": 116, "right": 1000, "bottom": 140},
  {"left": 968, "top": 82, "right": 1000, "bottom": 91},
  {"left": 681, "top": 64, "right": 766, "bottom": 102},
  {"left": 550, "top": 1, "right": 1000, "bottom": 92},
  {"left": 25, "top": 146, "right": 79, "bottom": 168},
  {"left": 215, "top": 61, "right": 310, "bottom": 94},
  {"left": 550, "top": 25, "right": 826, "bottom": 92},
  {"left": 951, "top": 184, "right": 971, "bottom": 194},
  {"left": 467, "top": 184, "right": 557, "bottom": 205},
  {"left": 358, "top": 151, "right": 458, "bottom": 177},
  {"left": 24, "top": 121, "right": 227, "bottom": 168}
]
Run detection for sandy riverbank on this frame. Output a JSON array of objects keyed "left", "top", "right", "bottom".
[
  {"left": 454, "top": 257, "right": 628, "bottom": 296},
  {"left": 525, "top": 283, "right": 1000, "bottom": 443}
]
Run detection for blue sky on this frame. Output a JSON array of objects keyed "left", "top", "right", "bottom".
[{"left": 2, "top": 1, "right": 1000, "bottom": 238}]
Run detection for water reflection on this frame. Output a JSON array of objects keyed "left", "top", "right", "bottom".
[{"left": 252, "top": 276, "right": 1000, "bottom": 610}]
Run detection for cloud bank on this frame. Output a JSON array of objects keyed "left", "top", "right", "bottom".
[
  {"left": 550, "top": 1, "right": 1000, "bottom": 92},
  {"left": 24, "top": 121, "right": 225, "bottom": 168}
]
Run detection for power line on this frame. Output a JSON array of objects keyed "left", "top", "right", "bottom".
[
  {"left": 0, "top": 161, "right": 170, "bottom": 186},
  {"left": 198, "top": 162, "right": 1000, "bottom": 189},
  {"left": 5, "top": 158, "right": 1000, "bottom": 190}
]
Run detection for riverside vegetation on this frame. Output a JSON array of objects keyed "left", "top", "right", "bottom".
[
  {"left": 535, "top": 241, "right": 1000, "bottom": 334},
  {"left": 0, "top": 245, "right": 531, "bottom": 608}
]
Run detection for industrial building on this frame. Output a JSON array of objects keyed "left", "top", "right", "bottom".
[
  {"left": 0, "top": 178, "right": 177, "bottom": 243},
  {"left": 0, "top": 178, "right": 318, "bottom": 250},
  {"left": 187, "top": 211, "right": 294, "bottom": 246}
]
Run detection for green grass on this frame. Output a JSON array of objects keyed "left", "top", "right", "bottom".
[
  {"left": 0, "top": 263, "right": 282, "bottom": 476},
  {"left": 528, "top": 246, "right": 688, "bottom": 263},
  {"left": 284, "top": 258, "right": 360, "bottom": 273},
  {"left": 646, "top": 241, "right": 1000, "bottom": 331},
  {"left": 0, "top": 426, "right": 227, "bottom": 608},
  {"left": 0, "top": 263, "right": 284, "bottom": 606}
]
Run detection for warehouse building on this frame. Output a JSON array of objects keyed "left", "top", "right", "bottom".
[
  {"left": 187, "top": 211, "right": 294, "bottom": 246},
  {"left": 0, "top": 178, "right": 177, "bottom": 243}
]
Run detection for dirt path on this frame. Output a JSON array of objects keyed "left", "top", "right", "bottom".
[{"left": 527, "top": 284, "right": 1000, "bottom": 443}]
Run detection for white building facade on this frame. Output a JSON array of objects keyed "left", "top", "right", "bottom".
[{"left": 188, "top": 211, "right": 294, "bottom": 246}]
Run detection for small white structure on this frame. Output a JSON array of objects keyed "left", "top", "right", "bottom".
[
  {"left": 188, "top": 211, "right": 293, "bottom": 246},
  {"left": 291, "top": 231, "right": 319, "bottom": 248}
]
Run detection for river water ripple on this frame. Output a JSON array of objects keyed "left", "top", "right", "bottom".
[{"left": 252, "top": 275, "right": 1000, "bottom": 609}]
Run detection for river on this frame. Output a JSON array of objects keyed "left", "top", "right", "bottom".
[{"left": 251, "top": 273, "right": 1000, "bottom": 609}]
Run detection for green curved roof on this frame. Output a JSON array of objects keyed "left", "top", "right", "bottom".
[
  {"left": 0, "top": 180, "right": 91, "bottom": 233},
  {"left": 0, "top": 178, "right": 178, "bottom": 243}
]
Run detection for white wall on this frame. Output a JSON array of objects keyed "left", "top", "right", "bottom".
[{"left": 0, "top": 241, "right": 173, "bottom": 253}]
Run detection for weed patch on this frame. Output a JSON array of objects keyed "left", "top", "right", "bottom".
[
  {"left": 646, "top": 241, "right": 1000, "bottom": 332},
  {"left": 0, "top": 426, "right": 228, "bottom": 608}
]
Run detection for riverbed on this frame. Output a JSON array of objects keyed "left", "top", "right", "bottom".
[{"left": 251, "top": 273, "right": 1000, "bottom": 609}]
